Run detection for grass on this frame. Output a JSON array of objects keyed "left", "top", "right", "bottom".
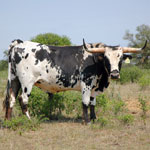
[{"left": 1, "top": 69, "right": 150, "bottom": 149}]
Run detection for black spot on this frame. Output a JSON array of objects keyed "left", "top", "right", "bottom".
[
  {"left": 25, "top": 53, "right": 29, "bottom": 59},
  {"left": 12, "top": 39, "right": 23, "bottom": 44},
  {"left": 37, "top": 81, "right": 41, "bottom": 84},
  {"left": 82, "top": 90, "right": 85, "bottom": 95},
  {"left": 104, "top": 56, "right": 111, "bottom": 74},
  {"left": 17, "top": 48, "right": 25, "bottom": 54},
  {"left": 14, "top": 52, "right": 21, "bottom": 64},
  {"left": 35, "top": 59, "right": 38, "bottom": 65},
  {"left": 32, "top": 49, "right": 36, "bottom": 52},
  {"left": 9, "top": 55, "right": 11, "bottom": 63},
  {"left": 16, "top": 39, "right": 23, "bottom": 44},
  {"left": 46, "top": 69, "right": 49, "bottom": 73},
  {"left": 27, "top": 67, "right": 28, "bottom": 69},
  {"left": 90, "top": 44, "right": 94, "bottom": 48},
  {"left": 90, "top": 97, "right": 94, "bottom": 101},
  {"left": 35, "top": 49, "right": 50, "bottom": 62},
  {"left": 95, "top": 43, "right": 100, "bottom": 48},
  {"left": 24, "top": 87, "right": 27, "bottom": 93},
  {"left": 27, "top": 94, "right": 31, "bottom": 97}
]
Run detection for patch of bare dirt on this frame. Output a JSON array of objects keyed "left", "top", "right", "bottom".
[{"left": 125, "top": 99, "right": 141, "bottom": 114}]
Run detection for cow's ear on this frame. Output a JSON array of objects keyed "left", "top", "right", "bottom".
[{"left": 123, "top": 54, "right": 132, "bottom": 60}]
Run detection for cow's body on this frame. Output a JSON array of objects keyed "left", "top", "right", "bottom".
[{"left": 4, "top": 39, "right": 144, "bottom": 123}]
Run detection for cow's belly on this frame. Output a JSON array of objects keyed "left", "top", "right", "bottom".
[{"left": 34, "top": 80, "right": 81, "bottom": 93}]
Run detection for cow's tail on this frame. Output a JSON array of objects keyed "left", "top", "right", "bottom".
[
  {"left": 3, "top": 81, "right": 10, "bottom": 110},
  {"left": 3, "top": 39, "right": 23, "bottom": 110}
]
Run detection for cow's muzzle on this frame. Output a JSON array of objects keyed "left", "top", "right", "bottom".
[{"left": 110, "top": 70, "right": 120, "bottom": 80}]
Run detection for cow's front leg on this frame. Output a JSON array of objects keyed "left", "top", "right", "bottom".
[
  {"left": 81, "top": 86, "right": 91, "bottom": 124},
  {"left": 90, "top": 97, "right": 96, "bottom": 122}
]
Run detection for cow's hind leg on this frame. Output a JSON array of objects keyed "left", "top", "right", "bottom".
[
  {"left": 4, "top": 78, "right": 21, "bottom": 120},
  {"left": 19, "top": 83, "right": 34, "bottom": 119},
  {"left": 82, "top": 103, "right": 89, "bottom": 124}
]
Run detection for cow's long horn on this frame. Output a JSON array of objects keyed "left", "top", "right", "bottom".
[
  {"left": 122, "top": 40, "right": 147, "bottom": 53},
  {"left": 83, "top": 38, "right": 105, "bottom": 53}
]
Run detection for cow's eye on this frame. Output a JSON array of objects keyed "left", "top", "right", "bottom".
[{"left": 117, "top": 54, "right": 120, "bottom": 57}]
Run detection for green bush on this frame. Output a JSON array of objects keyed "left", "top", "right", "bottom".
[
  {"left": 97, "top": 116, "right": 108, "bottom": 127},
  {"left": 138, "top": 73, "right": 150, "bottom": 89},
  {"left": 138, "top": 96, "right": 149, "bottom": 125},
  {"left": 112, "top": 98, "right": 125, "bottom": 115},
  {"left": 0, "top": 60, "right": 8, "bottom": 71},
  {"left": 28, "top": 87, "right": 66, "bottom": 119},
  {"left": 118, "top": 114, "right": 134, "bottom": 124},
  {"left": 28, "top": 87, "right": 83, "bottom": 119},
  {"left": 96, "top": 94, "right": 109, "bottom": 113},
  {"left": 2, "top": 115, "right": 41, "bottom": 131},
  {"left": 63, "top": 91, "right": 82, "bottom": 118},
  {"left": 119, "top": 66, "right": 143, "bottom": 84}
]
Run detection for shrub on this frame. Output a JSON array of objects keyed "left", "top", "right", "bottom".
[
  {"left": 118, "top": 114, "right": 134, "bottom": 125},
  {"left": 2, "top": 115, "right": 41, "bottom": 131},
  {"left": 96, "top": 94, "right": 109, "bottom": 113},
  {"left": 138, "top": 73, "right": 150, "bottom": 89},
  {"left": 0, "top": 60, "right": 8, "bottom": 71},
  {"left": 63, "top": 91, "right": 82, "bottom": 118},
  {"left": 97, "top": 116, "right": 108, "bottom": 127},
  {"left": 112, "top": 98, "right": 125, "bottom": 115},
  {"left": 138, "top": 96, "right": 149, "bottom": 125},
  {"left": 119, "top": 66, "right": 142, "bottom": 84},
  {"left": 28, "top": 87, "right": 65, "bottom": 119}
]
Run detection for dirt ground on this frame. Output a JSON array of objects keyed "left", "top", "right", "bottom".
[{"left": 1, "top": 83, "right": 150, "bottom": 150}]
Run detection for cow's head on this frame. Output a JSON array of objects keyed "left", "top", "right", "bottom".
[{"left": 83, "top": 39, "right": 147, "bottom": 80}]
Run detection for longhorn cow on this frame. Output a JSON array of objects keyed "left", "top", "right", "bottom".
[{"left": 3, "top": 39, "right": 147, "bottom": 123}]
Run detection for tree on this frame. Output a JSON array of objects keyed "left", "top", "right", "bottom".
[
  {"left": 31, "top": 33, "right": 72, "bottom": 46},
  {"left": 124, "top": 24, "right": 150, "bottom": 67}
]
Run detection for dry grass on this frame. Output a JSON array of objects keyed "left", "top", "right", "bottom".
[
  {"left": 1, "top": 81, "right": 150, "bottom": 150},
  {"left": 1, "top": 119, "right": 150, "bottom": 150}
]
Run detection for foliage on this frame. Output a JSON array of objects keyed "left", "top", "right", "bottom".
[
  {"left": 138, "top": 96, "right": 149, "bottom": 125},
  {"left": 28, "top": 87, "right": 83, "bottom": 120},
  {"left": 96, "top": 94, "right": 109, "bottom": 113},
  {"left": 119, "top": 66, "right": 143, "bottom": 84},
  {"left": 0, "top": 60, "right": 8, "bottom": 71},
  {"left": 97, "top": 116, "right": 108, "bottom": 127},
  {"left": 112, "top": 98, "right": 125, "bottom": 115},
  {"left": 63, "top": 91, "right": 82, "bottom": 118},
  {"left": 28, "top": 87, "right": 65, "bottom": 119},
  {"left": 138, "top": 71, "right": 150, "bottom": 89},
  {"left": 2, "top": 115, "right": 41, "bottom": 131},
  {"left": 31, "top": 33, "right": 72, "bottom": 46},
  {"left": 118, "top": 114, "right": 134, "bottom": 125},
  {"left": 124, "top": 24, "right": 150, "bottom": 67}
]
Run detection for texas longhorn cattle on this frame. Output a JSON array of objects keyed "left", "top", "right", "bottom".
[{"left": 3, "top": 39, "right": 147, "bottom": 123}]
